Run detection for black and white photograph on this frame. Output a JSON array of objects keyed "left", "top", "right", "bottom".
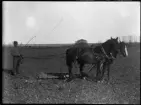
[{"left": 2, "top": 1, "right": 140, "bottom": 104}]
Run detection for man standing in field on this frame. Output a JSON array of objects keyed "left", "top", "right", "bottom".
[{"left": 10, "top": 41, "right": 23, "bottom": 75}]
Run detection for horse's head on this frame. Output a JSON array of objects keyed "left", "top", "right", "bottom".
[
  {"left": 110, "top": 37, "right": 122, "bottom": 58},
  {"left": 111, "top": 37, "right": 120, "bottom": 48},
  {"left": 111, "top": 37, "right": 128, "bottom": 57},
  {"left": 119, "top": 41, "right": 128, "bottom": 57},
  {"left": 102, "top": 37, "right": 120, "bottom": 59}
]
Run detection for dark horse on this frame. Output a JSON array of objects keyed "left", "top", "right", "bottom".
[
  {"left": 65, "top": 37, "right": 120, "bottom": 82},
  {"left": 91, "top": 38, "right": 128, "bottom": 82}
]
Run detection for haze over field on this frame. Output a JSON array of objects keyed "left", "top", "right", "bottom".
[{"left": 3, "top": 2, "right": 140, "bottom": 44}]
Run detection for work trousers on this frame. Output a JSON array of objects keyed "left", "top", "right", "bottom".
[{"left": 12, "top": 56, "right": 22, "bottom": 75}]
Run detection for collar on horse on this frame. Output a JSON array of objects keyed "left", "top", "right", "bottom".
[{"left": 101, "top": 45, "right": 116, "bottom": 60}]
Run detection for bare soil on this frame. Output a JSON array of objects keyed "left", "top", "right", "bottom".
[{"left": 2, "top": 44, "right": 140, "bottom": 104}]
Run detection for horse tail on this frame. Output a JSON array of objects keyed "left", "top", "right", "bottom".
[{"left": 65, "top": 48, "right": 72, "bottom": 67}]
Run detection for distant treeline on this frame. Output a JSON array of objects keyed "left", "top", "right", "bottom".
[
  {"left": 2, "top": 42, "right": 140, "bottom": 49},
  {"left": 3, "top": 43, "right": 99, "bottom": 48}
]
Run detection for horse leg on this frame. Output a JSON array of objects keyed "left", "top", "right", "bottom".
[
  {"left": 66, "top": 64, "right": 73, "bottom": 82},
  {"left": 106, "top": 64, "right": 111, "bottom": 82},
  {"left": 102, "top": 62, "right": 111, "bottom": 84},
  {"left": 100, "top": 62, "right": 107, "bottom": 83},
  {"left": 79, "top": 63, "right": 85, "bottom": 79},
  {"left": 96, "top": 60, "right": 107, "bottom": 82},
  {"left": 96, "top": 61, "right": 101, "bottom": 82}
]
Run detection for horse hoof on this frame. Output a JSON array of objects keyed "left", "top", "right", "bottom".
[
  {"left": 97, "top": 80, "right": 101, "bottom": 83},
  {"left": 80, "top": 76, "right": 84, "bottom": 79},
  {"left": 83, "top": 77, "right": 87, "bottom": 80},
  {"left": 96, "top": 78, "right": 103, "bottom": 83},
  {"left": 84, "top": 77, "right": 93, "bottom": 82},
  {"left": 106, "top": 81, "right": 109, "bottom": 84},
  {"left": 65, "top": 78, "right": 72, "bottom": 82},
  {"left": 78, "top": 75, "right": 83, "bottom": 79},
  {"left": 91, "top": 79, "right": 97, "bottom": 83},
  {"left": 100, "top": 79, "right": 105, "bottom": 84}
]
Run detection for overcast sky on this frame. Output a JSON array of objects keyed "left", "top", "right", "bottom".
[{"left": 3, "top": 2, "right": 140, "bottom": 44}]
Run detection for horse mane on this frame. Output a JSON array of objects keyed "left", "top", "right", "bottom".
[
  {"left": 100, "top": 38, "right": 119, "bottom": 56},
  {"left": 101, "top": 38, "right": 113, "bottom": 46}
]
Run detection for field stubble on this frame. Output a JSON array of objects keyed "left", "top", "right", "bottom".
[{"left": 3, "top": 44, "right": 140, "bottom": 104}]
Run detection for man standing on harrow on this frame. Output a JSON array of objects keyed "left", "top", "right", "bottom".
[{"left": 10, "top": 41, "right": 23, "bottom": 75}]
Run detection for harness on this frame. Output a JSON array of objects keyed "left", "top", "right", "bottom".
[
  {"left": 101, "top": 45, "right": 116, "bottom": 60},
  {"left": 91, "top": 49, "right": 103, "bottom": 61},
  {"left": 88, "top": 47, "right": 106, "bottom": 73},
  {"left": 73, "top": 45, "right": 115, "bottom": 70}
]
